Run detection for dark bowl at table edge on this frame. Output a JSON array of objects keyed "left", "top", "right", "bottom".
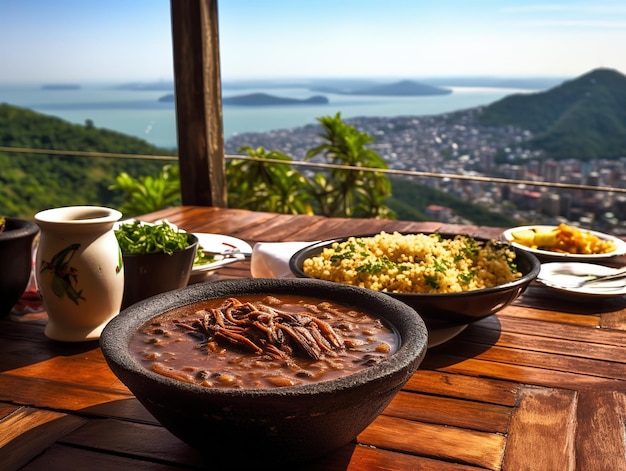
[
  {"left": 0, "top": 217, "right": 40, "bottom": 316},
  {"left": 288, "top": 233, "right": 542, "bottom": 330},
  {"left": 99, "top": 277, "right": 428, "bottom": 465}
]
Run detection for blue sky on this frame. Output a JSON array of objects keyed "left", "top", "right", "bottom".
[{"left": 1, "top": 0, "right": 625, "bottom": 83}]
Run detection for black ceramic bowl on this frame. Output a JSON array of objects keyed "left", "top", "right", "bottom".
[
  {"left": 289, "top": 233, "right": 541, "bottom": 330},
  {"left": 0, "top": 217, "right": 40, "bottom": 316},
  {"left": 100, "top": 278, "right": 428, "bottom": 466},
  {"left": 120, "top": 233, "right": 198, "bottom": 309}
]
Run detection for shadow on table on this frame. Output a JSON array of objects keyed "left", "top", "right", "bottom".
[
  {"left": 3, "top": 393, "right": 359, "bottom": 471},
  {"left": 0, "top": 328, "right": 100, "bottom": 373},
  {"left": 79, "top": 398, "right": 357, "bottom": 471},
  {"left": 422, "top": 315, "right": 502, "bottom": 369},
  {"left": 517, "top": 284, "right": 626, "bottom": 314}
]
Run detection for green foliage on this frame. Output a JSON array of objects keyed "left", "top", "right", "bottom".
[
  {"left": 305, "top": 113, "right": 394, "bottom": 218},
  {"left": 109, "top": 165, "right": 181, "bottom": 217},
  {"left": 227, "top": 147, "right": 313, "bottom": 215},
  {"left": 226, "top": 114, "right": 395, "bottom": 219}
]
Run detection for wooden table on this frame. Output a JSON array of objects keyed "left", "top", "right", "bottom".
[{"left": 2, "top": 206, "right": 626, "bottom": 471}]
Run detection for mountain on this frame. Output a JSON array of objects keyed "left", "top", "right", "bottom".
[
  {"left": 42, "top": 84, "right": 81, "bottom": 91},
  {"left": 311, "top": 79, "right": 451, "bottom": 96},
  {"left": 116, "top": 81, "right": 175, "bottom": 91},
  {"left": 159, "top": 92, "right": 329, "bottom": 106},
  {"left": 222, "top": 93, "right": 328, "bottom": 106},
  {"left": 479, "top": 68, "right": 626, "bottom": 160}
]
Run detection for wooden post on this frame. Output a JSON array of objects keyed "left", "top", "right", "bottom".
[{"left": 170, "top": 0, "right": 227, "bottom": 206}]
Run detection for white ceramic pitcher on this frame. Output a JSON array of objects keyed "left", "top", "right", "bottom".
[{"left": 35, "top": 206, "right": 124, "bottom": 341}]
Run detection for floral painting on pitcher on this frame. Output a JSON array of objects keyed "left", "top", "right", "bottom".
[{"left": 39, "top": 243, "right": 85, "bottom": 305}]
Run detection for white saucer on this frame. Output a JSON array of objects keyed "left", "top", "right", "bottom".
[
  {"left": 537, "top": 262, "right": 626, "bottom": 298},
  {"left": 190, "top": 233, "right": 252, "bottom": 283}
]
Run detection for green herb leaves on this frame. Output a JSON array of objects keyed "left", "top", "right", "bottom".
[{"left": 115, "top": 220, "right": 190, "bottom": 255}]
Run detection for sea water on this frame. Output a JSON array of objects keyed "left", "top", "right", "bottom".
[{"left": 0, "top": 83, "right": 538, "bottom": 151}]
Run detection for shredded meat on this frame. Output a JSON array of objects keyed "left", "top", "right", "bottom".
[{"left": 174, "top": 297, "right": 346, "bottom": 361}]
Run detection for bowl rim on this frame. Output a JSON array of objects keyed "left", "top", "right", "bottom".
[
  {"left": 35, "top": 205, "right": 122, "bottom": 225},
  {"left": 0, "top": 217, "right": 40, "bottom": 242},
  {"left": 288, "top": 231, "right": 541, "bottom": 298},
  {"left": 100, "top": 277, "right": 428, "bottom": 397}
]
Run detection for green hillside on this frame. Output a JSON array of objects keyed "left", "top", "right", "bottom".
[
  {"left": 479, "top": 68, "right": 626, "bottom": 160},
  {"left": 387, "top": 177, "right": 519, "bottom": 227},
  {"left": 0, "top": 104, "right": 176, "bottom": 218}
]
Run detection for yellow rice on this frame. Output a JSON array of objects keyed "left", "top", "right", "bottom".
[{"left": 302, "top": 231, "right": 522, "bottom": 294}]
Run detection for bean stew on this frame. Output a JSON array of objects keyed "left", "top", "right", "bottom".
[{"left": 130, "top": 294, "right": 399, "bottom": 389}]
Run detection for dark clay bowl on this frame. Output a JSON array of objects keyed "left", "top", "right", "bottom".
[
  {"left": 0, "top": 217, "right": 40, "bottom": 316},
  {"left": 289, "top": 234, "right": 541, "bottom": 330},
  {"left": 100, "top": 278, "right": 428, "bottom": 466},
  {"left": 121, "top": 233, "right": 198, "bottom": 309}
]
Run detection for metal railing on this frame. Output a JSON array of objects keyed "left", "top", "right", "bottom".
[{"left": 3, "top": 145, "right": 625, "bottom": 196}]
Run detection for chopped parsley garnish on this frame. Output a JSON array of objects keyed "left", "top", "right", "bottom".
[
  {"left": 330, "top": 242, "right": 357, "bottom": 263},
  {"left": 432, "top": 257, "right": 449, "bottom": 273},
  {"left": 458, "top": 271, "right": 476, "bottom": 283},
  {"left": 356, "top": 257, "right": 397, "bottom": 273},
  {"left": 115, "top": 220, "right": 191, "bottom": 255},
  {"left": 424, "top": 274, "right": 440, "bottom": 289}
]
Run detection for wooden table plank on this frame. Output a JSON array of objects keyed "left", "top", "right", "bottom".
[
  {"left": 405, "top": 370, "right": 519, "bottom": 406},
  {"left": 383, "top": 390, "right": 513, "bottom": 433},
  {"left": 0, "top": 407, "right": 87, "bottom": 471},
  {"left": 501, "top": 300, "right": 603, "bottom": 327},
  {"left": 575, "top": 390, "right": 626, "bottom": 471},
  {"left": 448, "top": 339, "right": 626, "bottom": 380},
  {"left": 424, "top": 352, "right": 626, "bottom": 390},
  {"left": 302, "top": 444, "right": 488, "bottom": 471},
  {"left": 488, "top": 314, "right": 626, "bottom": 346},
  {"left": 358, "top": 415, "right": 506, "bottom": 470},
  {"left": 0, "top": 374, "right": 132, "bottom": 411},
  {"left": 502, "top": 386, "right": 577, "bottom": 471},
  {"left": 19, "top": 444, "right": 187, "bottom": 471},
  {"left": 60, "top": 418, "right": 207, "bottom": 468}
]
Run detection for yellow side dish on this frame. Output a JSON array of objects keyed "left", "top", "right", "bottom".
[
  {"left": 302, "top": 231, "right": 521, "bottom": 294},
  {"left": 510, "top": 224, "right": 616, "bottom": 254}
]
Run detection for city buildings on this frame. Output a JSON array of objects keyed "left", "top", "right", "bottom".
[{"left": 225, "top": 107, "right": 626, "bottom": 233}]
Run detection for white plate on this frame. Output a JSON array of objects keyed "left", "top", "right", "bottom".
[
  {"left": 537, "top": 262, "right": 626, "bottom": 298},
  {"left": 501, "top": 225, "right": 626, "bottom": 261},
  {"left": 190, "top": 233, "right": 252, "bottom": 282}
]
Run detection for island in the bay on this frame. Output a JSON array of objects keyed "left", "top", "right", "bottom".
[
  {"left": 222, "top": 93, "right": 329, "bottom": 106},
  {"left": 41, "top": 84, "right": 81, "bottom": 91},
  {"left": 310, "top": 79, "right": 451, "bottom": 96},
  {"left": 159, "top": 92, "right": 329, "bottom": 106},
  {"left": 158, "top": 79, "right": 452, "bottom": 105}
]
